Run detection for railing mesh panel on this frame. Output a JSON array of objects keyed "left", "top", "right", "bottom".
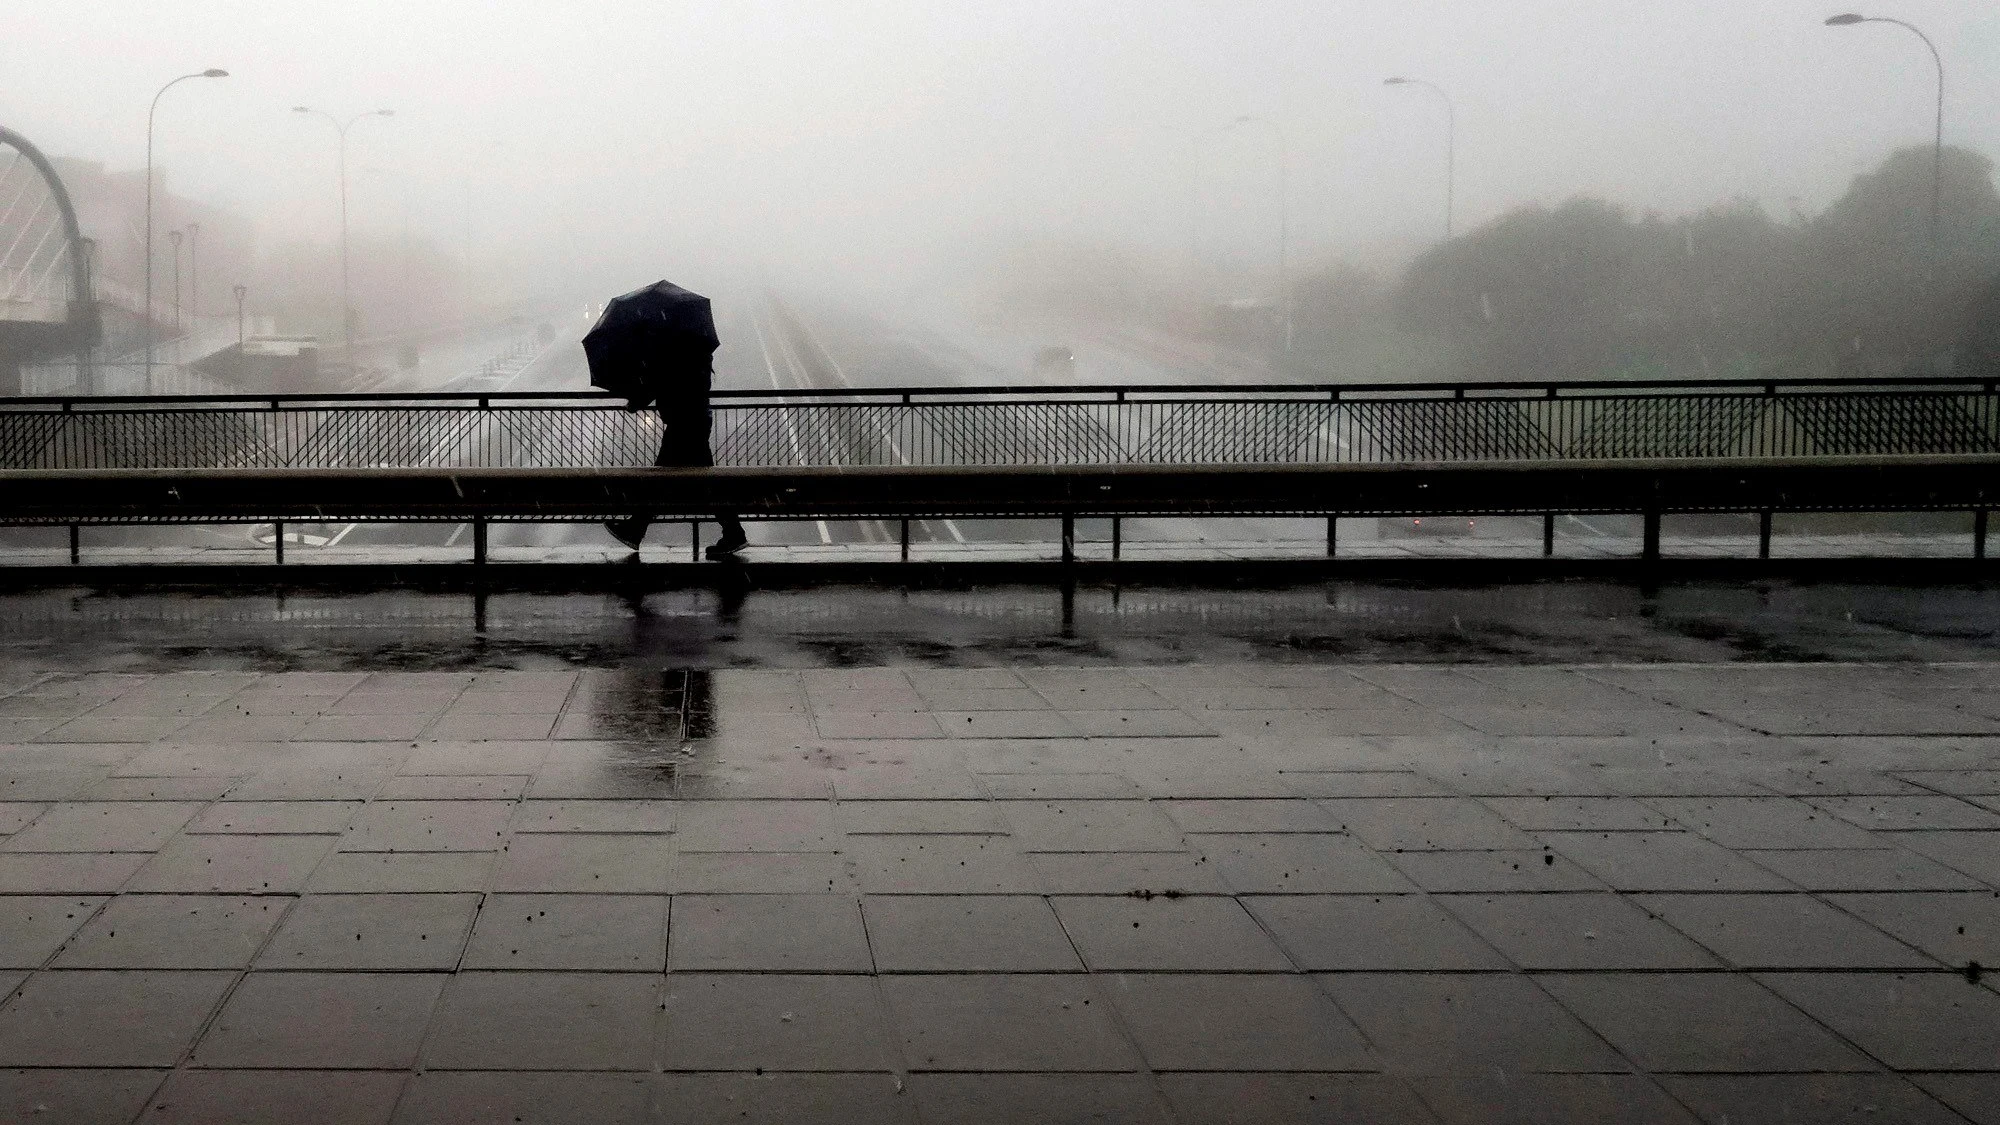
[{"left": 1, "top": 386, "right": 1995, "bottom": 471}]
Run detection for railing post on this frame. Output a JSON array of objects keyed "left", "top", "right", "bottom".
[
  {"left": 67, "top": 525, "right": 78, "bottom": 565},
  {"left": 472, "top": 518, "right": 487, "bottom": 565},
  {"left": 691, "top": 521, "right": 701, "bottom": 562},
  {"left": 1759, "top": 511, "right": 1773, "bottom": 560},
  {"left": 1111, "top": 517, "right": 1121, "bottom": 561},
  {"left": 1641, "top": 510, "right": 1661, "bottom": 562},
  {"left": 1326, "top": 517, "right": 1337, "bottom": 558},
  {"left": 1977, "top": 510, "right": 1989, "bottom": 561},
  {"left": 273, "top": 521, "right": 285, "bottom": 564},
  {"left": 1542, "top": 514, "right": 1555, "bottom": 557},
  {"left": 1061, "top": 515, "right": 1075, "bottom": 564},
  {"left": 900, "top": 519, "right": 910, "bottom": 563}
]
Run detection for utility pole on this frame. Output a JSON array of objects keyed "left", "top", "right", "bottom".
[{"left": 233, "top": 283, "right": 247, "bottom": 348}]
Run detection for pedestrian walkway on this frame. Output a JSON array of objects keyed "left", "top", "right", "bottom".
[{"left": 0, "top": 661, "right": 1994, "bottom": 1122}]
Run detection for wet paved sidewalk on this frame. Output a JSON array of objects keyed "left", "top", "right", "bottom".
[{"left": 0, "top": 663, "right": 1996, "bottom": 1122}]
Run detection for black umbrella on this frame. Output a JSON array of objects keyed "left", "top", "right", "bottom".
[{"left": 582, "top": 280, "right": 719, "bottom": 404}]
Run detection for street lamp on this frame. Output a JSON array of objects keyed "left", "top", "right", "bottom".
[
  {"left": 1385, "top": 76, "right": 1457, "bottom": 240},
  {"left": 187, "top": 221, "right": 201, "bottom": 326},
  {"left": 1825, "top": 12, "right": 1945, "bottom": 248},
  {"left": 1222, "top": 114, "right": 1290, "bottom": 351},
  {"left": 233, "top": 284, "right": 248, "bottom": 349},
  {"left": 292, "top": 106, "right": 394, "bottom": 357},
  {"left": 144, "top": 68, "right": 228, "bottom": 376},
  {"left": 166, "top": 228, "right": 183, "bottom": 332}
]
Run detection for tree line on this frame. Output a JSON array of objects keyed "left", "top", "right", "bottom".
[{"left": 1385, "top": 146, "right": 2000, "bottom": 382}]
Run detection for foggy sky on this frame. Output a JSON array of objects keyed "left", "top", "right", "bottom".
[{"left": 6, "top": 0, "right": 1998, "bottom": 303}]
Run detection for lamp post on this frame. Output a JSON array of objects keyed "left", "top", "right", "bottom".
[
  {"left": 1825, "top": 13, "right": 1945, "bottom": 248},
  {"left": 292, "top": 106, "right": 394, "bottom": 358},
  {"left": 186, "top": 221, "right": 201, "bottom": 326},
  {"left": 144, "top": 68, "right": 228, "bottom": 376},
  {"left": 166, "top": 228, "right": 183, "bottom": 332},
  {"left": 233, "top": 283, "right": 247, "bottom": 348},
  {"left": 1384, "top": 76, "right": 1457, "bottom": 240},
  {"left": 1222, "top": 115, "right": 1291, "bottom": 353}
]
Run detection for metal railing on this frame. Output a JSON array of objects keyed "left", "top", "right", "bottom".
[{"left": 1, "top": 373, "right": 1996, "bottom": 471}]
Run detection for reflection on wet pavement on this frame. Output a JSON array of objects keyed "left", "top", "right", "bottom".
[{"left": 0, "top": 580, "right": 1996, "bottom": 674}]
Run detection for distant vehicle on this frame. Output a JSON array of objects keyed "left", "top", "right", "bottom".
[{"left": 1031, "top": 344, "right": 1074, "bottom": 377}]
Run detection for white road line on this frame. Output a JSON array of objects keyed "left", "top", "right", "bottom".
[
  {"left": 751, "top": 310, "right": 833, "bottom": 546},
  {"left": 772, "top": 299, "right": 967, "bottom": 545}
]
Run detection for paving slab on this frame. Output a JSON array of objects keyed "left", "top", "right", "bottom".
[
  {"left": 143, "top": 1069, "right": 407, "bottom": 1125},
  {"left": 1244, "top": 893, "right": 1509, "bottom": 970},
  {"left": 1755, "top": 971, "right": 2000, "bottom": 1071},
  {"left": 882, "top": 974, "right": 1140, "bottom": 1071},
  {"left": 863, "top": 894, "right": 1083, "bottom": 972},
  {"left": 1109, "top": 973, "right": 1375, "bottom": 1071},
  {"left": 422, "top": 972, "right": 658, "bottom": 1070},
  {"left": 1914, "top": 1074, "right": 2000, "bottom": 1125},
  {"left": 668, "top": 894, "right": 871, "bottom": 971},
  {"left": 54, "top": 894, "right": 287, "bottom": 969},
  {"left": 255, "top": 893, "right": 479, "bottom": 970},
  {"left": 909, "top": 1074, "right": 1164, "bottom": 1125},
  {"left": 391, "top": 1072, "right": 653, "bottom": 1125},
  {"left": 0, "top": 1069, "right": 165, "bottom": 1125},
  {"left": 1535, "top": 972, "right": 1875, "bottom": 1073},
  {"left": 1052, "top": 894, "right": 1292, "bottom": 971},
  {"left": 660, "top": 1073, "right": 915, "bottom": 1125},
  {"left": 660, "top": 973, "right": 893, "bottom": 1070},
  {"left": 461, "top": 893, "right": 668, "bottom": 970},
  {"left": 195, "top": 972, "right": 446, "bottom": 1069},
  {"left": 0, "top": 895, "right": 103, "bottom": 967},
  {"left": 1635, "top": 892, "right": 1937, "bottom": 969},
  {"left": 0, "top": 655, "right": 1991, "bottom": 1120},
  {"left": 1437, "top": 892, "right": 1720, "bottom": 971},
  {"left": 1412, "top": 1074, "right": 1698, "bottom": 1125},
  {"left": 1661, "top": 1073, "right": 1968, "bottom": 1125},
  {"left": 0, "top": 970, "right": 233, "bottom": 1066},
  {"left": 1158, "top": 1073, "right": 1439, "bottom": 1125},
  {"left": 1319, "top": 972, "right": 1627, "bottom": 1076}
]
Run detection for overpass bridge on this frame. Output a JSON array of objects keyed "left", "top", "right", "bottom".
[{"left": 0, "top": 372, "right": 1994, "bottom": 571}]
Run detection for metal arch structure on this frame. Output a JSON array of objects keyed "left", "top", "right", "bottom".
[{"left": 0, "top": 126, "right": 99, "bottom": 391}]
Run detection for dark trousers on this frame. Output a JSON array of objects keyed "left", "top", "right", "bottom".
[{"left": 605, "top": 416, "right": 745, "bottom": 546}]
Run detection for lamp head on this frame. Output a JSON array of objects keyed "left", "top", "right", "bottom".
[
  {"left": 1384, "top": 77, "right": 1410, "bottom": 85},
  {"left": 1825, "top": 13, "right": 1866, "bottom": 25},
  {"left": 292, "top": 106, "right": 312, "bottom": 113},
  {"left": 202, "top": 69, "right": 228, "bottom": 78},
  {"left": 376, "top": 109, "right": 395, "bottom": 117}
]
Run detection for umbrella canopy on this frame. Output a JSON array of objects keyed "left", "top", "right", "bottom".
[{"left": 582, "top": 280, "right": 719, "bottom": 404}]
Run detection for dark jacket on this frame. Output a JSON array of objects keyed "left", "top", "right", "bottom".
[{"left": 632, "top": 359, "right": 715, "bottom": 468}]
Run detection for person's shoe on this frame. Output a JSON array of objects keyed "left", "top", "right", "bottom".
[
  {"left": 704, "top": 535, "right": 748, "bottom": 561},
  {"left": 605, "top": 520, "right": 646, "bottom": 551}
]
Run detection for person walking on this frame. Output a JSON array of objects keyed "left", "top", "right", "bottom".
[{"left": 584, "top": 281, "right": 747, "bottom": 559}]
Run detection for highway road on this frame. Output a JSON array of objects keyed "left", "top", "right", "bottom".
[{"left": 444, "top": 292, "right": 1403, "bottom": 560}]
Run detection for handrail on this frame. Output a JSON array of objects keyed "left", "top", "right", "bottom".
[{"left": 0, "top": 370, "right": 1990, "bottom": 409}]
